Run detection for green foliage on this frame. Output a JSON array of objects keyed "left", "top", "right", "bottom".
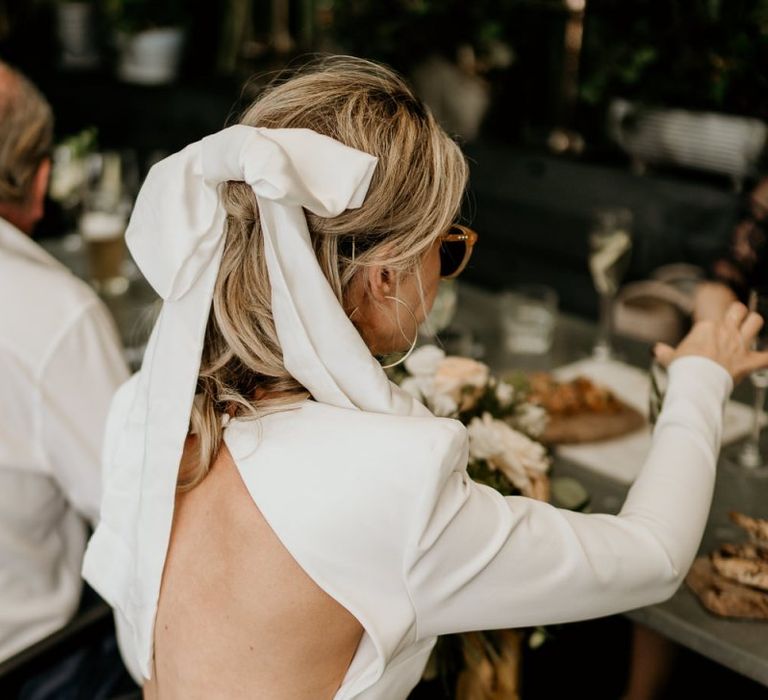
[
  {"left": 330, "top": 0, "right": 521, "bottom": 71},
  {"left": 101, "top": 0, "right": 187, "bottom": 33},
  {"left": 580, "top": 0, "right": 768, "bottom": 117}
]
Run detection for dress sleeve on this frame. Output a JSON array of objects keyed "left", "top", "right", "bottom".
[
  {"left": 38, "top": 301, "right": 129, "bottom": 525},
  {"left": 405, "top": 356, "right": 731, "bottom": 639}
]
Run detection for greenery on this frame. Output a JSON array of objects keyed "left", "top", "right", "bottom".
[
  {"left": 101, "top": 0, "right": 187, "bottom": 33},
  {"left": 329, "top": 0, "right": 768, "bottom": 144},
  {"left": 580, "top": 0, "right": 768, "bottom": 118},
  {"left": 330, "top": 0, "right": 521, "bottom": 72}
]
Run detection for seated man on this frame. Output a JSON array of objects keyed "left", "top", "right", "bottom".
[
  {"left": 0, "top": 61, "right": 128, "bottom": 662},
  {"left": 694, "top": 175, "right": 768, "bottom": 320}
]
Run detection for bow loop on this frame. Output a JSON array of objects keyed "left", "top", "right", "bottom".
[{"left": 127, "top": 125, "right": 377, "bottom": 302}]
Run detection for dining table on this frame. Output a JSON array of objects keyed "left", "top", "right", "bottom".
[
  {"left": 39, "top": 235, "right": 768, "bottom": 689},
  {"left": 451, "top": 282, "right": 768, "bottom": 689}
]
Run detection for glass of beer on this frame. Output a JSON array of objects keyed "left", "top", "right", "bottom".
[{"left": 79, "top": 152, "right": 130, "bottom": 296}]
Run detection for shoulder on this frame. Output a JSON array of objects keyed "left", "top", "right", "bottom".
[
  {"left": 225, "top": 400, "right": 469, "bottom": 563},
  {"left": 0, "top": 250, "right": 106, "bottom": 372},
  {"left": 229, "top": 400, "right": 468, "bottom": 484}
]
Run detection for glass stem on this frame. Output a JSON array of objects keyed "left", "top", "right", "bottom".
[
  {"left": 595, "top": 292, "right": 613, "bottom": 355},
  {"left": 749, "top": 384, "right": 766, "bottom": 452}
]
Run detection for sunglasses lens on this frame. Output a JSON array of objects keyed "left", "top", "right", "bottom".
[{"left": 440, "top": 238, "right": 467, "bottom": 278}]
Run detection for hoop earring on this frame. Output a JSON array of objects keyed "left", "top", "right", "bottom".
[{"left": 380, "top": 295, "right": 419, "bottom": 369}]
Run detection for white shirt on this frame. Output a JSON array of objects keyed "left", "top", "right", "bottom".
[
  {"left": 0, "top": 218, "right": 128, "bottom": 661},
  {"left": 86, "top": 354, "right": 730, "bottom": 699}
]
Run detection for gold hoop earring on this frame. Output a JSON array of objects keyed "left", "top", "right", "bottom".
[{"left": 380, "top": 295, "right": 419, "bottom": 369}]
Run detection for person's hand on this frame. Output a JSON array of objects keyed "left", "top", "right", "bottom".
[
  {"left": 692, "top": 281, "right": 737, "bottom": 323},
  {"left": 654, "top": 301, "right": 768, "bottom": 383}
]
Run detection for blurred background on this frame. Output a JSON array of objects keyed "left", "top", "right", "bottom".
[
  {"left": 2, "top": 0, "right": 767, "bottom": 318},
  {"left": 3, "top": 4, "right": 768, "bottom": 698}
]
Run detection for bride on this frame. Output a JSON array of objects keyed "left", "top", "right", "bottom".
[{"left": 83, "top": 57, "right": 768, "bottom": 699}]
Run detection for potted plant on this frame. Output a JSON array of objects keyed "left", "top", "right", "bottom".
[
  {"left": 330, "top": 0, "right": 516, "bottom": 141},
  {"left": 579, "top": 0, "right": 768, "bottom": 185},
  {"left": 103, "top": 0, "right": 187, "bottom": 84}
]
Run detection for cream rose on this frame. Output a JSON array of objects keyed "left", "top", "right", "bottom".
[{"left": 433, "top": 356, "right": 489, "bottom": 411}]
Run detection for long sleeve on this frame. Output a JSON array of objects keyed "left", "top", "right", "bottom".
[
  {"left": 38, "top": 301, "right": 129, "bottom": 525},
  {"left": 406, "top": 356, "right": 731, "bottom": 639}
]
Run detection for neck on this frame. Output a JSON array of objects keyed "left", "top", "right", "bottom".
[{"left": 0, "top": 204, "right": 35, "bottom": 235}]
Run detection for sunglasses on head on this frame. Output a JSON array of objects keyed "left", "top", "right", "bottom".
[{"left": 439, "top": 224, "right": 478, "bottom": 280}]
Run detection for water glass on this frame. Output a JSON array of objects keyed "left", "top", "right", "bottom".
[
  {"left": 499, "top": 285, "right": 558, "bottom": 354},
  {"left": 733, "top": 290, "right": 768, "bottom": 473}
]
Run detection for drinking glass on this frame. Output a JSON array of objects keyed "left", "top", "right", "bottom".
[
  {"left": 499, "top": 284, "right": 558, "bottom": 355},
  {"left": 79, "top": 151, "right": 136, "bottom": 296},
  {"left": 733, "top": 290, "right": 768, "bottom": 473},
  {"left": 588, "top": 207, "right": 633, "bottom": 360},
  {"left": 648, "top": 358, "right": 668, "bottom": 426}
]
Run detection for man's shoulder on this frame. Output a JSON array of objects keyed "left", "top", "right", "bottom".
[{"left": 0, "top": 251, "right": 103, "bottom": 370}]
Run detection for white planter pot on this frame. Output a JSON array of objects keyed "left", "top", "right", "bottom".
[
  {"left": 117, "top": 28, "right": 185, "bottom": 85},
  {"left": 608, "top": 98, "right": 767, "bottom": 185},
  {"left": 56, "top": 2, "right": 99, "bottom": 69},
  {"left": 411, "top": 55, "right": 490, "bottom": 142}
]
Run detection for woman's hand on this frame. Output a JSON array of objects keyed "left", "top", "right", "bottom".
[
  {"left": 654, "top": 301, "right": 768, "bottom": 383},
  {"left": 692, "top": 281, "right": 737, "bottom": 323}
]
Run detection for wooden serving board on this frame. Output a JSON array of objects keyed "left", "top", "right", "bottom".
[{"left": 540, "top": 403, "right": 645, "bottom": 445}]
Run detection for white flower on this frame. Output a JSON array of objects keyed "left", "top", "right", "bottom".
[
  {"left": 468, "top": 413, "right": 550, "bottom": 494},
  {"left": 430, "top": 393, "right": 459, "bottom": 417},
  {"left": 495, "top": 381, "right": 515, "bottom": 407},
  {"left": 467, "top": 412, "right": 502, "bottom": 461},
  {"left": 404, "top": 345, "right": 445, "bottom": 377},
  {"left": 513, "top": 403, "right": 549, "bottom": 438},
  {"left": 400, "top": 375, "right": 435, "bottom": 402},
  {"left": 401, "top": 376, "right": 424, "bottom": 400}
]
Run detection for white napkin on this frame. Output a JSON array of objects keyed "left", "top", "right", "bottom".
[{"left": 553, "top": 358, "right": 760, "bottom": 484}]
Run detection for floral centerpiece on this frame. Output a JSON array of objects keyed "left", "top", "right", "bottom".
[
  {"left": 397, "top": 344, "right": 550, "bottom": 498},
  {"left": 392, "top": 344, "right": 553, "bottom": 699}
]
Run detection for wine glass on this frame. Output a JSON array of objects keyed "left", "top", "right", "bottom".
[
  {"left": 733, "top": 290, "right": 768, "bottom": 474},
  {"left": 588, "top": 207, "right": 633, "bottom": 360}
]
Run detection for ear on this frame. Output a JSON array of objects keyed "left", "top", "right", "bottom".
[
  {"left": 28, "top": 157, "right": 51, "bottom": 223},
  {"left": 365, "top": 264, "right": 394, "bottom": 302}
]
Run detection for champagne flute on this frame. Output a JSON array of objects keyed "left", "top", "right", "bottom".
[
  {"left": 588, "top": 207, "right": 633, "bottom": 360},
  {"left": 734, "top": 290, "right": 768, "bottom": 473}
]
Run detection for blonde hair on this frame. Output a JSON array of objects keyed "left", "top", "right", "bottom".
[
  {"left": 0, "top": 61, "right": 53, "bottom": 204},
  {"left": 184, "top": 56, "right": 468, "bottom": 490}
]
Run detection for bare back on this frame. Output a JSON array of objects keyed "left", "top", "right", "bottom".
[{"left": 144, "top": 442, "right": 363, "bottom": 699}]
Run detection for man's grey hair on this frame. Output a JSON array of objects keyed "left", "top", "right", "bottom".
[{"left": 0, "top": 61, "right": 53, "bottom": 204}]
